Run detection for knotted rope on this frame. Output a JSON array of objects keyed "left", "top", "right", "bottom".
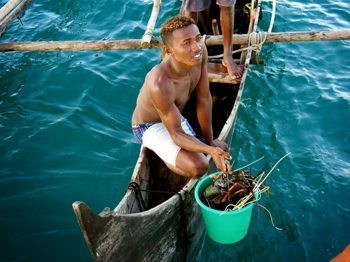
[{"left": 207, "top": 31, "right": 267, "bottom": 59}]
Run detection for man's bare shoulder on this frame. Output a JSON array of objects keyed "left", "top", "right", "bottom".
[{"left": 145, "top": 62, "right": 172, "bottom": 94}]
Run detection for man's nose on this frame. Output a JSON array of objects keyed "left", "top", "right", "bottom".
[{"left": 191, "top": 41, "right": 201, "bottom": 52}]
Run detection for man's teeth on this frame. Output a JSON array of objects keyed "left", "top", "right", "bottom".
[{"left": 194, "top": 53, "right": 201, "bottom": 58}]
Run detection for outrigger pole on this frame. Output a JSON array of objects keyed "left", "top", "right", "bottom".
[
  {"left": 141, "top": 0, "right": 161, "bottom": 48},
  {"left": 0, "top": 30, "right": 350, "bottom": 52},
  {"left": 0, "top": 0, "right": 33, "bottom": 36}
]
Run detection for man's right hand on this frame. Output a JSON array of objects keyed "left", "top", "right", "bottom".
[{"left": 210, "top": 147, "right": 232, "bottom": 174}]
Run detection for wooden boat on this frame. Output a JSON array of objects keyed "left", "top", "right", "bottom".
[{"left": 72, "top": 0, "right": 262, "bottom": 260}]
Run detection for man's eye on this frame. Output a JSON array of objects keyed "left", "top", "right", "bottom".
[{"left": 196, "top": 36, "right": 202, "bottom": 42}]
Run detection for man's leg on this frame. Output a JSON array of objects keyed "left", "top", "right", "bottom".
[
  {"left": 185, "top": 10, "right": 198, "bottom": 23},
  {"left": 220, "top": 5, "right": 243, "bottom": 79},
  {"left": 185, "top": 0, "right": 211, "bottom": 34},
  {"left": 163, "top": 149, "right": 209, "bottom": 178},
  {"left": 142, "top": 122, "right": 208, "bottom": 178},
  {"left": 185, "top": 10, "right": 211, "bottom": 35}
]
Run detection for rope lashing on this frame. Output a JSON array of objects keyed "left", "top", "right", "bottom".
[
  {"left": 248, "top": 31, "right": 267, "bottom": 55},
  {"left": 127, "top": 181, "right": 193, "bottom": 212},
  {"left": 248, "top": 31, "right": 267, "bottom": 47},
  {"left": 207, "top": 31, "right": 267, "bottom": 59},
  {"left": 128, "top": 182, "right": 147, "bottom": 211},
  {"left": 127, "top": 181, "right": 193, "bottom": 250}
]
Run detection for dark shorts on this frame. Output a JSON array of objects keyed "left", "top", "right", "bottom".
[
  {"left": 185, "top": 0, "right": 236, "bottom": 12},
  {"left": 132, "top": 122, "right": 159, "bottom": 144},
  {"left": 132, "top": 115, "right": 196, "bottom": 144}
]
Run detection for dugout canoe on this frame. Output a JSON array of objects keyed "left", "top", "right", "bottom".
[{"left": 72, "top": 0, "right": 262, "bottom": 260}]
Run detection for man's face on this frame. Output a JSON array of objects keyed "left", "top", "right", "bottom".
[{"left": 167, "top": 24, "right": 203, "bottom": 66}]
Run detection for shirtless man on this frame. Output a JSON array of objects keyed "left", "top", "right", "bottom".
[
  {"left": 132, "top": 16, "right": 231, "bottom": 178},
  {"left": 185, "top": 0, "right": 243, "bottom": 79}
]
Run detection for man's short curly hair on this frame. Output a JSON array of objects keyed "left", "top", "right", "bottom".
[{"left": 160, "top": 15, "right": 196, "bottom": 45}]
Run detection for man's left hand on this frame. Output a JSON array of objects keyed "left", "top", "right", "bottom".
[
  {"left": 212, "top": 139, "right": 229, "bottom": 152},
  {"left": 212, "top": 139, "right": 231, "bottom": 173}
]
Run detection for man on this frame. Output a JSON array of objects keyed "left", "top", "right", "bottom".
[
  {"left": 132, "top": 16, "right": 231, "bottom": 178},
  {"left": 185, "top": 0, "right": 243, "bottom": 79}
]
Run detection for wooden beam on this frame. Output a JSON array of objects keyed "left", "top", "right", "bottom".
[
  {"left": 211, "top": 19, "right": 219, "bottom": 36},
  {"left": 0, "top": 0, "right": 22, "bottom": 22},
  {"left": 0, "top": 39, "right": 162, "bottom": 51},
  {"left": 0, "top": 30, "right": 350, "bottom": 52},
  {"left": 205, "top": 30, "right": 350, "bottom": 45},
  {"left": 141, "top": 0, "right": 161, "bottom": 48},
  {"left": 0, "top": 0, "right": 33, "bottom": 36},
  {"left": 207, "top": 62, "right": 241, "bottom": 84}
]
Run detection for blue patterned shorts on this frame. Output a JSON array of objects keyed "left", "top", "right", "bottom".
[
  {"left": 132, "top": 122, "right": 159, "bottom": 144},
  {"left": 132, "top": 115, "right": 195, "bottom": 144}
]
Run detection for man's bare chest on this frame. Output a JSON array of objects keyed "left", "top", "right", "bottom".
[{"left": 172, "top": 73, "right": 199, "bottom": 109}]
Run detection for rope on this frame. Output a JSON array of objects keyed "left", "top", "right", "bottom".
[
  {"left": 253, "top": 152, "right": 291, "bottom": 191},
  {"left": 207, "top": 31, "right": 267, "bottom": 59},
  {"left": 128, "top": 182, "right": 147, "bottom": 212},
  {"left": 128, "top": 181, "right": 190, "bottom": 195},
  {"left": 257, "top": 203, "right": 283, "bottom": 230},
  {"left": 127, "top": 181, "right": 192, "bottom": 211},
  {"left": 234, "top": 155, "right": 265, "bottom": 172},
  {"left": 248, "top": 31, "right": 267, "bottom": 47},
  {"left": 127, "top": 181, "right": 193, "bottom": 255}
]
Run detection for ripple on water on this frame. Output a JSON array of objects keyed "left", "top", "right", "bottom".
[{"left": 1, "top": 0, "right": 350, "bottom": 261}]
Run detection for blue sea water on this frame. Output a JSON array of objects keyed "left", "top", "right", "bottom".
[{"left": 0, "top": 0, "right": 349, "bottom": 261}]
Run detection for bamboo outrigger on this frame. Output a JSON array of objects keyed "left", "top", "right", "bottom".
[
  {"left": 1, "top": 30, "right": 350, "bottom": 51},
  {"left": 72, "top": 0, "right": 262, "bottom": 260},
  {"left": 0, "top": 0, "right": 33, "bottom": 36},
  {"left": 141, "top": 0, "right": 162, "bottom": 48}
]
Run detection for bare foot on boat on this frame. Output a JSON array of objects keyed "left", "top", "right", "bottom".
[{"left": 222, "top": 56, "right": 243, "bottom": 80}]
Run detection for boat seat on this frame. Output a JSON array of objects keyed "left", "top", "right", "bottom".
[{"left": 207, "top": 62, "right": 241, "bottom": 84}]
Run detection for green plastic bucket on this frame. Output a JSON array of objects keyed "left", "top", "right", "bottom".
[{"left": 195, "top": 174, "right": 256, "bottom": 244}]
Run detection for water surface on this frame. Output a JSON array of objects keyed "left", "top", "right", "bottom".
[{"left": 0, "top": 0, "right": 349, "bottom": 261}]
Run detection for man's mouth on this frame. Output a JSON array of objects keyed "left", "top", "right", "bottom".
[{"left": 193, "top": 52, "right": 202, "bottom": 59}]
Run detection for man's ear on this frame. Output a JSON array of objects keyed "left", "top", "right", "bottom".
[{"left": 163, "top": 45, "right": 173, "bottom": 56}]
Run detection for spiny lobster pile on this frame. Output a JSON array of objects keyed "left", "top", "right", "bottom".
[{"left": 202, "top": 169, "right": 269, "bottom": 211}]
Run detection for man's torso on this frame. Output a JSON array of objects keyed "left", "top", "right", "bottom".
[{"left": 132, "top": 61, "right": 201, "bottom": 124}]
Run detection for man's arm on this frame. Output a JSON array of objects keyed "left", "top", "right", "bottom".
[
  {"left": 195, "top": 43, "right": 229, "bottom": 152},
  {"left": 149, "top": 79, "right": 230, "bottom": 172},
  {"left": 150, "top": 82, "right": 212, "bottom": 154},
  {"left": 195, "top": 45, "right": 214, "bottom": 146}
]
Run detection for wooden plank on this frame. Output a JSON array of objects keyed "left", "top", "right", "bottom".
[
  {"left": 0, "top": 0, "right": 33, "bottom": 36},
  {"left": 206, "top": 30, "right": 350, "bottom": 45},
  {"left": 1, "top": 30, "right": 350, "bottom": 52},
  {"left": 0, "top": 39, "right": 162, "bottom": 51},
  {"left": 207, "top": 62, "right": 240, "bottom": 84},
  {"left": 0, "top": 0, "right": 22, "bottom": 22}
]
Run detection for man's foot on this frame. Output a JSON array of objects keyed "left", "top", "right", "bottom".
[{"left": 222, "top": 57, "right": 243, "bottom": 79}]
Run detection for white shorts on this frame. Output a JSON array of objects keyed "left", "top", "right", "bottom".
[{"left": 142, "top": 116, "right": 196, "bottom": 167}]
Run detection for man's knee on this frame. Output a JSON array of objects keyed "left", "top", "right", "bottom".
[{"left": 188, "top": 157, "right": 209, "bottom": 178}]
